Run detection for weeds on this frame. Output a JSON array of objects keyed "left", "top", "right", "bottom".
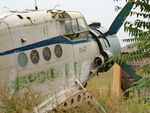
[
  {"left": 0, "top": 84, "right": 42, "bottom": 113},
  {"left": 0, "top": 69, "right": 149, "bottom": 113},
  {"left": 86, "top": 69, "right": 150, "bottom": 113}
]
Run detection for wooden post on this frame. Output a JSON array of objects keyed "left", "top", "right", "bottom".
[{"left": 113, "top": 63, "right": 122, "bottom": 96}]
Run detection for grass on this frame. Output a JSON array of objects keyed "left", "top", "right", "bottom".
[
  {"left": 86, "top": 68, "right": 150, "bottom": 113},
  {"left": 0, "top": 85, "right": 42, "bottom": 113},
  {"left": 0, "top": 68, "right": 149, "bottom": 113}
]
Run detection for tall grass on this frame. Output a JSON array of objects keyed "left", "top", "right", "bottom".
[
  {"left": 0, "top": 69, "right": 149, "bottom": 113},
  {"left": 0, "top": 84, "right": 42, "bottom": 113},
  {"left": 87, "top": 69, "right": 150, "bottom": 113}
]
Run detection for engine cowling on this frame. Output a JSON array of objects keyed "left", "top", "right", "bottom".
[{"left": 94, "top": 55, "right": 104, "bottom": 67}]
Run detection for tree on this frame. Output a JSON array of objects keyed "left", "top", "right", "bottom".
[{"left": 115, "top": 0, "right": 150, "bottom": 92}]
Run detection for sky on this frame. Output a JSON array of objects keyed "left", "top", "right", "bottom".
[{"left": 0, "top": 0, "right": 131, "bottom": 47}]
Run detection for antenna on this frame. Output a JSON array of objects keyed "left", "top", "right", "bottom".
[
  {"left": 53, "top": 5, "right": 60, "bottom": 10},
  {"left": 3, "top": 6, "right": 11, "bottom": 12},
  {"left": 34, "top": 0, "right": 38, "bottom": 10}
]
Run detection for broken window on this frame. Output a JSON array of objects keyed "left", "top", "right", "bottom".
[
  {"left": 59, "top": 17, "right": 89, "bottom": 40},
  {"left": 77, "top": 18, "right": 88, "bottom": 31},
  {"left": 64, "top": 20, "right": 73, "bottom": 34},
  {"left": 60, "top": 20, "right": 66, "bottom": 34},
  {"left": 71, "top": 19, "right": 79, "bottom": 32}
]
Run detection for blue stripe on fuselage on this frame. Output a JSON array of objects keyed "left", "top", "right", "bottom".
[{"left": 0, "top": 36, "right": 94, "bottom": 56}]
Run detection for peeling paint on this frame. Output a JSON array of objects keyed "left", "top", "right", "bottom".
[
  {"left": 74, "top": 62, "right": 81, "bottom": 75},
  {"left": 15, "top": 68, "right": 56, "bottom": 90},
  {"left": 65, "top": 63, "right": 75, "bottom": 77},
  {"left": 43, "top": 25, "right": 49, "bottom": 36},
  {"left": 13, "top": 62, "right": 78, "bottom": 90}
]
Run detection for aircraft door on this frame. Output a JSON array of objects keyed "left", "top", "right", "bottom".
[
  {"left": 59, "top": 16, "right": 90, "bottom": 85},
  {"left": 71, "top": 18, "right": 90, "bottom": 83}
]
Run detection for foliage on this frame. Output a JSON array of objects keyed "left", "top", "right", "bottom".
[
  {"left": 0, "top": 70, "right": 149, "bottom": 113},
  {"left": 126, "top": 77, "right": 150, "bottom": 92},
  {"left": 54, "top": 70, "right": 150, "bottom": 113},
  {"left": 87, "top": 72, "right": 150, "bottom": 113},
  {"left": 0, "top": 84, "right": 42, "bottom": 113},
  {"left": 115, "top": 0, "right": 150, "bottom": 93}
]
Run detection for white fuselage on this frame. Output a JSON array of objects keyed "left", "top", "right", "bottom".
[
  {"left": 0, "top": 10, "right": 121, "bottom": 111},
  {"left": 0, "top": 10, "right": 99, "bottom": 92}
]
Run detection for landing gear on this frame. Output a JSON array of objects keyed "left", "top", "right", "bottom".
[
  {"left": 47, "top": 80, "right": 106, "bottom": 113},
  {"left": 49, "top": 90, "right": 106, "bottom": 113}
]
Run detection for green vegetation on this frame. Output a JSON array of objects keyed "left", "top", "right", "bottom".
[
  {"left": 0, "top": 69, "right": 149, "bottom": 113},
  {"left": 115, "top": 0, "right": 150, "bottom": 91},
  {"left": 0, "top": 85, "right": 42, "bottom": 113},
  {"left": 87, "top": 69, "right": 150, "bottom": 113}
]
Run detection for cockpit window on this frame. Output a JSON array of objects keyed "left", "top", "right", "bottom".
[
  {"left": 71, "top": 19, "right": 79, "bottom": 32},
  {"left": 77, "top": 18, "right": 87, "bottom": 31},
  {"left": 59, "top": 17, "right": 89, "bottom": 40},
  {"left": 60, "top": 18, "right": 88, "bottom": 34},
  {"left": 60, "top": 21, "right": 66, "bottom": 33},
  {"left": 64, "top": 20, "right": 73, "bottom": 34}
]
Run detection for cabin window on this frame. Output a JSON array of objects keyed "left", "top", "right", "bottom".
[
  {"left": 30, "top": 50, "right": 40, "bottom": 64},
  {"left": 54, "top": 45, "right": 63, "bottom": 58},
  {"left": 77, "top": 18, "right": 87, "bottom": 31},
  {"left": 71, "top": 19, "right": 79, "bottom": 32},
  {"left": 18, "top": 52, "right": 28, "bottom": 67},
  {"left": 43, "top": 47, "right": 51, "bottom": 61}
]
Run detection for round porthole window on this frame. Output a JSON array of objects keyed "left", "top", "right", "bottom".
[
  {"left": 54, "top": 45, "right": 63, "bottom": 58},
  {"left": 43, "top": 47, "right": 51, "bottom": 61},
  {"left": 30, "top": 50, "right": 39, "bottom": 64},
  {"left": 18, "top": 52, "right": 28, "bottom": 67}
]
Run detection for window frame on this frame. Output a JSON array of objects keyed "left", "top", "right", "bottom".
[{"left": 59, "top": 17, "right": 89, "bottom": 40}]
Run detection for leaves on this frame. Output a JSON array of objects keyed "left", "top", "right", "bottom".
[
  {"left": 115, "top": 0, "right": 150, "bottom": 94},
  {"left": 134, "top": 0, "right": 150, "bottom": 13},
  {"left": 126, "top": 78, "right": 150, "bottom": 92}
]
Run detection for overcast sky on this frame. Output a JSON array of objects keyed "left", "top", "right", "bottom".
[{"left": 0, "top": 0, "right": 130, "bottom": 46}]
